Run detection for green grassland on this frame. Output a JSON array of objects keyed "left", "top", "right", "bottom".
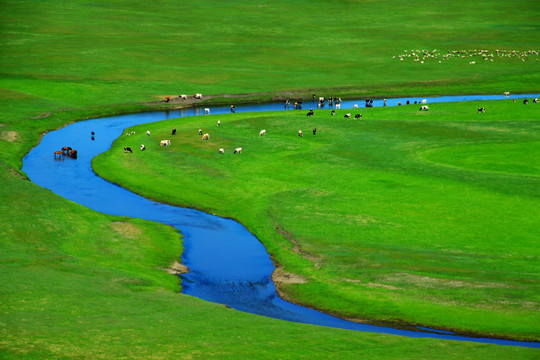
[
  {"left": 93, "top": 100, "right": 540, "bottom": 341},
  {"left": 1, "top": 0, "right": 540, "bottom": 358}
]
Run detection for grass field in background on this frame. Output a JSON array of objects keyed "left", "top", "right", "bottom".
[{"left": 1, "top": 0, "right": 539, "bottom": 357}]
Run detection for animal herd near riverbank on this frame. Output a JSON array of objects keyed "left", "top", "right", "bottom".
[{"left": 53, "top": 146, "right": 77, "bottom": 159}]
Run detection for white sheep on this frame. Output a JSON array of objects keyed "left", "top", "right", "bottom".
[
  {"left": 259, "top": 129, "right": 266, "bottom": 136},
  {"left": 234, "top": 147, "right": 242, "bottom": 154},
  {"left": 218, "top": 148, "right": 225, "bottom": 154},
  {"left": 146, "top": 130, "right": 151, "bottom": 136}
]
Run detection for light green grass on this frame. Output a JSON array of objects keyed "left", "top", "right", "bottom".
[
  {"left": 94, "top": 100, "right": 540, "bottom": 341},
  {"left": 1, "top": 0, "right": 540, "bottom": 357}
]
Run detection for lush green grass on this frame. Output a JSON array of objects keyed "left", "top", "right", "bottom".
[
  {"left": 1, "top": 0, "right": 540, "bottom": 357},
  {"left": 94, "top": 100, "right": 540, "bottom": 341}
]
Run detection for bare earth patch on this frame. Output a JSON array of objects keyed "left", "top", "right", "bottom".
[
  {"left": 163, "top": 260, "right": 189, "bottom": 275},
  {"left": 272, "top": 267, "right": 308, "bottom": 285},
  {"left": 0, "top": 130, "right": 18, "bottom": 142}
]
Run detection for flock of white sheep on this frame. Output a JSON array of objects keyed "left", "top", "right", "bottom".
[{"left": 394, "top": 49, "right": 539, "bottom": 64}]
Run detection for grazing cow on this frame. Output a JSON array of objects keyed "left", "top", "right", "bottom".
[
  {"left": 125, "top": 132, "right": 131, "bottom": 136},
  {"left": 335, "top": 103, "right": 341, "bottom": 109},
  {"left": 419, "top": 105, "right": 429, "bottom": 111},
  {"left": 146, "top": 131, "right": 151, "bottom": 136},
  {"left": 140, "top": 144, "right": 146, "bottom": 151},
  {"left": 218, "top": 148, "right": 225, "bottom": 154},
  {"left": 131, "top": 131, "right": 135, "bottom": 135},
  {"left": 160, "top": 140, "right": 171, "bottom": 147},
  {"left": 534, "top": 98, "right": 538, "bottom": 103},
  {"left": 180, "top": 94, "right": 187, "bottom": 100},
  {"left": 503, "top": 92, "right": 510, "bottom": 97},
  {"left": 124, "top": 147, "right": 132, "bottom": 153},
  {"left": 67, "top": 149, "right": 77, "bottom": 159},
  {"left": 234, "top": 147, "right": 242, "bottom": 154},
  {"left": 259, "top": 129, "right": 266, "bottom": 136},
  {"left": 524, "top": 99, "right": 529, "bottom": 105},
  {"left": 199, "top": 129, "right": 203, "bottom": 135},
  {"left": 331, "top": 110, "right": 335, "bottom": 116},
  {"left": 165, "top": 96, "right": 170, "bottom": 102},
  {"left": 194, "top": 93, "right": 202, "bottom": 99},
  {"left": 217, "top": 120, "right": 220, "bottom": 126},
  {"left": 313, "top": 128, "right": 317, "bottom": 135},
  {"left": 344, "top": 113, "right": 351, "bottom": 118},
  {"left": 172, "top": 129, "right": 176, "bottom": 135},
  {"left": 54, "top": 151, "right": 63, "bottom": 158},
  {"left": 202, "top": 133, "right": 209, "bottom": 140},
  {"left": 306, "top": 109, "right": 314, "bottom": 116},
  {"left": 354, "top": 114, "right": 362, "bottom": 119},
  {"left": 478, "top": 107, "right": 486, "bottom": 113},
  {"left": 204, "top": 108, "right": 210, "bottom": 115},
  {"left": 298, "top": 130, "right": 303, "bottom": 137}
]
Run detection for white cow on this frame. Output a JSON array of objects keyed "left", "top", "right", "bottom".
[
  {"left": 335, "top": 103, "right": 341, "bottom": 109},
  {"left": 218, "top": 148, "right": 225, "bottom": 154},
  {"left": 217, "top": 120, "right": 220, "bottom": 126},
  {"left": 234, "top": 147, "right": 242, "bottom": 154},
  {"left": 146, "top": 130, "right": 151, "bottom": 136},
  {"left": 204, "top": 108, "right": 210, "bottom": 115},
  {"left": 259, "top": 129, "right": 266, "bottom": 136},
  {"left": 180, "top": 94, "right": 187, "bottom": 100},
  {"left": 160, "top": 140, "right": 171, "bottom": 146},
  {"left": 194, "top": 93, "right": 202, "bottom": 99}
]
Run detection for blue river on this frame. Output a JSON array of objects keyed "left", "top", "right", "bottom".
[{"left": 22, "top": 94, "right": 540, "bottom": 348}]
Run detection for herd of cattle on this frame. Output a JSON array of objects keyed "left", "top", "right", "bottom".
[
  {"left": 53, "top": 146, "right": 77, "bottom": 159},
  {"left": 120, "top": 95, "right": 538, "bottom": 156}
]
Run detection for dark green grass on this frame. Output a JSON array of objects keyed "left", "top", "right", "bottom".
[{"left": 94, "top": 100, "right": 540, "bottom": 341}]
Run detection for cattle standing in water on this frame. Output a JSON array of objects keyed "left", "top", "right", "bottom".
[{"left": 54, "top": 151, "right": 63, "bottom": 159}]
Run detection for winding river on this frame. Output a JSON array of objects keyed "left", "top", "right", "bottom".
[{"left": 22, "top": 94, "right": 540, "bottom": 348}]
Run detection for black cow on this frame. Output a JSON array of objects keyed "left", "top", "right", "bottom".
[
  {"left": 124, "top": 147, "right": 132, "bottom": 153},
  {"left": 306, "top": 109, "right": 314, "bottom": 116},
  {"left": 172, "top": 129, "right": 176, "bottom": 135},
  {"left": 478, "top": 107, "right": 486, "bottom": 113}
]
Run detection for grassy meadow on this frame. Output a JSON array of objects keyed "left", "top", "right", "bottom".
[
  {"left": 1, "top": 0, "right": 539, "bottom": 358},
  {"left": 94, "top": 100, "right": 540, "bottom": 341}
]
